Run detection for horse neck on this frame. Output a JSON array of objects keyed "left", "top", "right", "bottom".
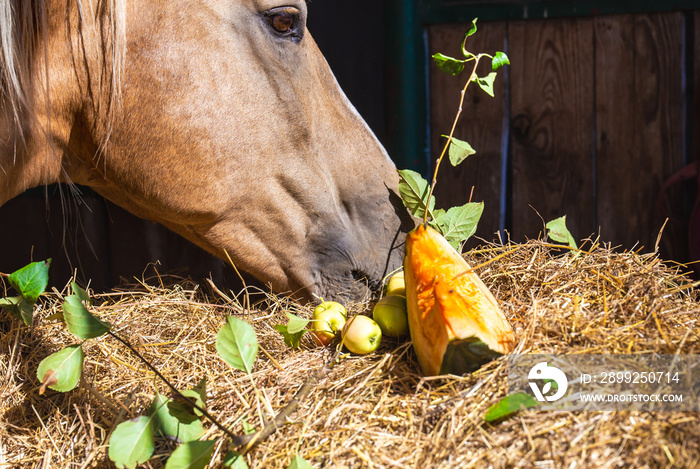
[
  {"left": 0, "top": 0, "right": 119, "bottom": 207},
  {"left": 0, "top": 119, "right": 64, "bottom": 206}
]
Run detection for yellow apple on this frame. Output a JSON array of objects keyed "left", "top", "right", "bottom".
[
  {"left": 342, "top": 315, "right": 382, "bottom": 354},
  {"left": 311, "top": 301, "right": 347, "bottom": 346},
  {"left": 385, "top": 271, "right": 406, "bottom": 297},
  {"left": 313, "top": 301, "right": 347, "bottom": 319}
]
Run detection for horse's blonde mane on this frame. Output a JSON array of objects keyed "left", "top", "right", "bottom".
[
  {"left": 0, "top": 0, "right": 126, "bottom": 141},
  {"left": 0, "top": 0, "right": 44, "bottom": 131}
]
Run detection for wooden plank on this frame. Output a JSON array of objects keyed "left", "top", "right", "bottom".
[
  {"left": 596, "top": 13, "right": 685, "bottom": 259},
  {"left": 695, "top": 11, "right": 700, "bottom": 167},
  {"left": 695, "top": 11, "right": 700, "bottom": 166},
  {"left": 104, "top": 201, "right": 235, "bottom": 289},
  {"left": 428, "top": 21, "right": 508, "bottom": 245},
  {"left": 0, "top": 186, "right": 112, "bottom": 291},
  {"left": 509, "top": 17, "right": 596, "bottom": 242},
  {"left": 421, "top": 0, "right": 700, "bottom": 24},
  {"left": 0, "top": 190, "right": 51, "bottom": 276},
  {"left": 691, "top": 11, "right": 700, "bottom": 271},
  {"left": 46, "top": 186, "right": 112, "bottom": 291},
  {"left": 595, "top": 14, "right": 639, "bottom": 251},
  {"left": 105, "top": 202, "right": 170, "bottom": 285},
  {"left": 632, "top": 11, "right": 685, "bottom": 261}
]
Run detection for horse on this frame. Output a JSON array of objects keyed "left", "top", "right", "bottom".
[{"left": 0, "top": 0, "right": 414, "bottom": 302}]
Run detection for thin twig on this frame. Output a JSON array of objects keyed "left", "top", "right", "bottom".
[
  {"left": 233, "top": 368, "right": 323, "bottom": 454},
  {"left": 232, "top": 348, "right": 345, "bottom": 454},
  {"left": 423, "top": 55, "right": 483, "bottom": 225},
  {"left": 106, "top": 330, "right": 239, "bottom": 442}
]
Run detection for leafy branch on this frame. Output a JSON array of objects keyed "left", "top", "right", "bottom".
[
  {"left": 0, "top": 259, "right": 51, "bottom": 326},
  {"left": 398, "top": 18, "right": 509, "bottom": 251},
  {"left": 0, "top": 261, "right": 319, "bottom": 469}
]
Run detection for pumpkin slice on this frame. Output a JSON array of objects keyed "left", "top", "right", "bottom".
[{"left": 404, "top": 224, "right": 515, "bottom": 376}]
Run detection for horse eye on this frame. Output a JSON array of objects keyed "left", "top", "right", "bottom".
[
  {"left": 269, "top": 11, "right": 295, "bottom": 33},
  {"left": 263, "top": 7, "right": 303, "bottom": 42}
]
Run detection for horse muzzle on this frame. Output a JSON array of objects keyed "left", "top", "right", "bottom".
[
  {"left": 306, "top": 236, "right": 405, "bottom": 303},
  {"left": 300, "top": 192, "right": 414, "bottom": 303}
]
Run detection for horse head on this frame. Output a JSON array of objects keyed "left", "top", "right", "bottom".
[{"left": 0, "top": 0, "right": 414, "bottom": 302}]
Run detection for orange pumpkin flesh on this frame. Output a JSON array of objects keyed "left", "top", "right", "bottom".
[{"left": 404, "top": 224, "right": 515, "bottom": 376}]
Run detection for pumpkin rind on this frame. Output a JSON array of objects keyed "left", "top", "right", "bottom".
[{"left": 404, "top": 224, "right": 515, "bottom": 376}]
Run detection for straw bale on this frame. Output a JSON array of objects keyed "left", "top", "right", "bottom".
[{"left": 1, "top": 239, "right": 698, "bottom": 468}]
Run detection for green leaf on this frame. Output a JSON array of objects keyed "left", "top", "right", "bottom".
[
  {"left": 546, "top": 215, "right": 578, "bottom": 249},
  {"left": 397, "top": 169, "right": 435, "bottom": 220},
  {"left": 492, "top": 51, "right": 510, "bottom": 71},
  {"left": 428, "top": 209, "right": 447, "bottom": 235},
  {"left": 164, "top": 440, "right": 216, "bottom": 469},
  {"left": 62, "top": 295, "right": 111, "bottom": 340},
  {"left": 287, "top": 454, "right": 314, "bottom": 469},
  {"left": 472, "top": 72, "right": 497, "bottom": 97},
  {"left": 461, "top": 19, "right": 478, "bottom": 57},
  {"left": 241, "top": 418, "right": 256, "bottom": 435},
  {"left": 285, "top": 312, "right": 309, "bottom": 334},
  {"left": 166, "top": 400, "right": 200, "bottom": 425},
  {"left": 441, "top": 202, "right": 484, "bottom": 250},
  {"left": 223, "top": 450, "right": 249, "bottom": 468},
  {"left": 274, "top": 324, "right": 306, "bottom": 349},
  {"left": 467, "top": 18, "right": 478, "bottom": 38},
  {"left": 44, "top": 310, "right": 64, "bottom": 322},
  {"left": 8, "top": 259, "right": 50, "bottom": 304},
  {"left": 0, "top": 296, "right": 33, "bottom": 325},
  {"left": 149, "top": 394, "right": 204, "bottom": 444},
  {"left": 167, "top": 377, "right": 207, "bottom": 419},
  {"left": 185, "top": 377, "right": 207, "bottom": 416},
  {"left": 167, "top": 376, "right": 207, "bottom": 422},
  {"left": 71, "top": 281, "right": 92, "bottom": 305},
  {"left": 216, "top": 316, "right": 258, "bottom": 374},
  {"left": 36, "top": 344, "right": 84, "bottom": 393},
  {"left": 274, "top": 311, "right": 310, "bottom": 349},
  {"left": 443, "top": 135, "right": 476, "bottom": 167},
  {"left": 484, "top": 392, "right": 539, "bottom": 422},
  {"left": 108, "top": 415, "right": 156, "bottom": 469},
  {"left": 432, "top": 52, "right": 465, "bottom": 76}
]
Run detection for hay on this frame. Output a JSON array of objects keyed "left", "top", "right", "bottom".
[{"left": 1, "top": 239, "right": 699, "bottom": 468}]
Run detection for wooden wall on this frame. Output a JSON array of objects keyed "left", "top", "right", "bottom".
[{"left": 429, "top": 11, "right": 695, "bottom": 265}]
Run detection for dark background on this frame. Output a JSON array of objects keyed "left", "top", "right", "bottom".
[{"left": 307, "top": 1, "right": 387, "bottom": 145}]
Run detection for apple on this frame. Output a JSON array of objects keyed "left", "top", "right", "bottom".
[
  {"left": 372, "top": 295, "right": 409, "bottom": 338},
  {"left": 311, "top": 301, "right": 347, "bottom": 346},
  {"left": 341, "top": 315, "right": 382, "bottom": 354},
  {"left": 385, "top": 271, "right": 406, "bottom": 297},
  {"left": 313, "top": 301, "right": 347, "bottom": 320}
]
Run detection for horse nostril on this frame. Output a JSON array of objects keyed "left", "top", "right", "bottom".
[{"left": 351, "top": 269, "right": 381, "bottom": 294}]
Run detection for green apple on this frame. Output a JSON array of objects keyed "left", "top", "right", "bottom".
[
  {"left": 342, "top": 315, "right": 382, "bottom": 354},
  {"left": 372, "top": 295, "right": 409, "bottom": 338},
  {"left": 313, "top": 301, "right": 347, "bottom": 320},
  {"left": 385, "top": 271, "right": 406, "bottom": 297},
  {"left": 311, "top": 301, "right": 347, "bottom": 346}
]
